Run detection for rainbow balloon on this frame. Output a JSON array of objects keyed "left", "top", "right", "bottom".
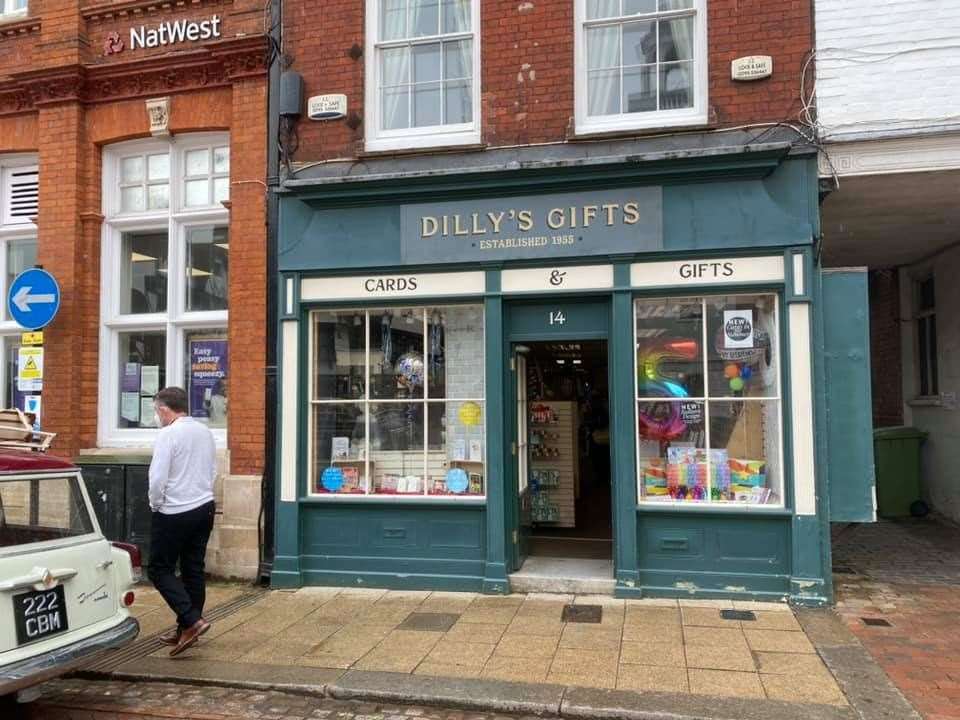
[{"left": 637, "top": 339, "right": 698, "bottom": 442}]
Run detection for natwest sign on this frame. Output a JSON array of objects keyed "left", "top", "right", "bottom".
[{"left": 129, "top": 15, "right": 221, "bottom": 51}]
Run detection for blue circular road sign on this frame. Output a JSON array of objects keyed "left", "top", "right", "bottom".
[{"left": 8, "top": 269, "right": 61, "bottom": 331}]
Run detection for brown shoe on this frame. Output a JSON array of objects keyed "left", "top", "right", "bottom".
[
  {"left": 169, "top": 618, "right": 210, "bottom": 657},
  {"left": 158, "top": 627, "right": 181, "bottom": 646}
]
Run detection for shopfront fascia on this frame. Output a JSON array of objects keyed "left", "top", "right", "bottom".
[{"left": 272, "top": 148, "right": 875, "bottom": 604}]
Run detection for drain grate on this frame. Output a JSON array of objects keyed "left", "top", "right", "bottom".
[
  {"left": 561, "top": 604, "right": 602, "bottom": 623},
  {"left": 861, "top": 617, "right": 892, "bottom": 627},
  {"left": 720, "top": 609, "right": 757, "bottom": 621},
  {"left": 81, "top": 586, "right": 268, "bottom": 673}
]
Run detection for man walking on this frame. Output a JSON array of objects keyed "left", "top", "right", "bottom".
[{"left": 147, "top": 386, "right": 217, "bottom": 657}]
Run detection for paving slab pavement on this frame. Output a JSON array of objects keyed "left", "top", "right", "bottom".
[{"left": 63, "top": 582, "right": 922, "bottom": 720}]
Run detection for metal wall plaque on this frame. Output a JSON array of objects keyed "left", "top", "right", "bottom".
[{"left": 400, "top": 187, "right": 662, "bottom": 264}]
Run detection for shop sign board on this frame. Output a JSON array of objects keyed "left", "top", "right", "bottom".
[
  {"left": 630, "top": 256, "right": 784, "bottom": 288},
  {"left": 301, "top": 271, "right": 485, "bottom": 302},
  {"left": 501, "top": 265, "right": 614, "bottom": 293},
  {"left": 8, "top": 268, "right": 61, "bottom": 331},
  {"left": 400, "top": 188, "right": 662, "bottom": 264}
]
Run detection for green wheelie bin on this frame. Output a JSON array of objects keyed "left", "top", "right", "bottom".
[{"left": 873, "top": 426, "right": 928, "bottom": 517}]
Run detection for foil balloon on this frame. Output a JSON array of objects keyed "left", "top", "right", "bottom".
[
  {"left": 637, "top": 402, "right": 689, "bottom": 442},
  {"left": 637, "top": 339, "right": 698, "bottom": 398},
  {"left": 395, "top": 352, "right": 424, "bottom": 389}
]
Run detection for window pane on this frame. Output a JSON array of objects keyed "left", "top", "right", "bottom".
[
  {"left": 382, "top": 86, "right": 410, "bottom": 130},
  {"left": 120, "top": 231, "right": 168, "bottom": 314},
  {"left": 428, "top": 401, "right": 485, "bottom": 496},
  {"left": 427, "top": 304, "right": 484, "bottom": 399},
  {"left": 709, "top": 401, "right": 781, "bottom": 505},
  {"left": 444, "top": 80, "right": 472, "bottom": 124},
  {"left": 659, "top": 0, "right": 693, "bottom": 9},
  {"left": 148, "top": 153, "right": 170, "bottom": 181},
  {"left": 121, "top": 186, "right": 145, "bottom": 213},
  {"left": 381, "top": 0, "right": 406, "bottom": 40},
  {"left": 441, "top": 0, "right": 470, "bottom": 33},
  {"left": 587, "top": 26, "right": 620, "bottom": 70},
  {"left": 659, "top": 61, "right": 693, "bottom": 110},
  {"left": 0, "top": 477, "right": 94, "bottom": 548},
  {"left": 186, "top": 149, "right": 210, "bottom": 177},
  {"left": 13, "top": 0, "right": 28, "bottom": 11},
  {"left": 370, "top": 308, "right": 425, "bottom": 399},
  {"left": 410, "top": 0, "right": 440, "bottom": 37},
  {"left": 637, "top": 400, "right": 706, "bottom": 502},
  {"left": 624, "top": 0, "right": 657, "bottom": 13},
  {"left": 443, "top": 39, "right": 471, "bottom": 80},
  {"left": 213, "top": 177, "right": 229, "bottom": 204},
  {"left": 6, "top": 238, "right": 37, "bottom": 292},
  {"left": 623, "top": 65, "right": 657, "bottom": 113},
  {"left": 587, "top": 0, "right": 619, "bottom": 19},
  {"left": 635, "top": 298, "right": 704, "bottom": 397},
  {"left": 185, "top": 329, "right": 228, "bottom": 428},
  {"left": 413, "top": 43, "right": 442, "bottom": 83},
  {"left": 185, "top": 178, "right": 210, "bottom": 207},
  {"left": 186, "top": 226, "right": 229, "bottom": 312},
  {"left": 659, "top": 17, "right": 694, "bottom": 61},
  {"left": 213, "top": 147, "right": 230, "bottom": 174},
  {"left": 121, "top": 156, "right": 144, "bottom": 184},
  {"left": 147, "top": 183, "right": 169, "bottom": 210},
  {"left": 118, "top": 331, "right": 166, "bottom": 428},
  {"left": 382, "top": 46, "right": 411, "bottom": 86},
  {"left": 706, "top": 294, "right": 777, "bottom": 398},
  {"left": 313, "top": 310, "right": 366, "bottom": 400},
  {"left": 413, "top": 82, "right": 442, "bottom": 126},
  {"left": 314, "top": 404, "right": 368, "bottom": 494},
  {"left": 918, "top": 316, "right": 929, "bottom": 396},
  {"left": 588, "top": 70, "right": 620, "bottom": 116},
  {"left": 623, "top": 20, "right": 657, "bottom": 65},
  {"left": 370, "top": 402, "right": 425, "bottom": 494}
]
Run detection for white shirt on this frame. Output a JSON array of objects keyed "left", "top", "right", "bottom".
[{"left": 148, "top": 416, "right": 216, "bottom": 514}]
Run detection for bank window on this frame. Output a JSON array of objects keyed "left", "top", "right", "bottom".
[
  {"left": 915, "top": 277, "right": 938, "bottom": 397},
  {"left": 576, "top": 0, "right": 707, "bottom": 135},
  {"left": 310, "top": 305, "right": 485, "bottom": 499},
  {"left": 365, "top": 0, "right": 481, "bottom": 152},
  {"left": 100, "top": 136, "right": 229, "bottom": 445},
  {"left": 635, "top": 294, "right": 783, "bottom": 507}
]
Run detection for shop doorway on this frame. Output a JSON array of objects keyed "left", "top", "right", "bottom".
[{"left": 510, "top": 338, "right": 614, "bottom": 591}]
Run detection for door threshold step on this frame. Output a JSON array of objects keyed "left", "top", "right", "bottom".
[{"left": 509, "top": 556, "right": 616, "bottom": 595}]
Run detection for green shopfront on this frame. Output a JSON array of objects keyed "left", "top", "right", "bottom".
[{"left": 271, "top": 146, "right": 875, "bottom": 604}]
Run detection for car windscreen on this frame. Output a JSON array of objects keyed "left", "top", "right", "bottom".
[{"left": 0, "top": 475, "right": 95, "bottom": 548}]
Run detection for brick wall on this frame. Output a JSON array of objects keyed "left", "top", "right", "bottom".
[
  {"left": 287, "top": 0, "right": 813, "bottom": 161},
  {"left": 868, "top": 269, "right": 903, "bottom": 428}
]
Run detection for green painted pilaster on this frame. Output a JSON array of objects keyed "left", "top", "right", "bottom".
[
  {"left": 483, "top": 271, "right": 509, "bottom": 593},
  {"left": 612, "top": 263, "right": 640, "bottom": 596}
]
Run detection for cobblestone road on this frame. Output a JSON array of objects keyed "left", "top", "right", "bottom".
[
  {"left": 833, "top": 517, "right": 960, "bottom": 720},
  {"left": 15, "top": 678, "right": 533, "bottom": 720}
]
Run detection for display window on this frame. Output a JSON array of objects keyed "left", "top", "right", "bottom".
[
  {"left": 310, "top": 304, "right": 485, "bottom": 498},
  {"left": 634, "top": 293, "right": 783, "bottom": 507}
]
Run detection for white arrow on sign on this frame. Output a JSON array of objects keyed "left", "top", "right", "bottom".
[{"left": 12, "top": 286, "right": 56, "bottom": 313}]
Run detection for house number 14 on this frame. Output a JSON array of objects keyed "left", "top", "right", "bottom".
[{"left": 549, "top": 310, "right": 566, "bottom": 325}]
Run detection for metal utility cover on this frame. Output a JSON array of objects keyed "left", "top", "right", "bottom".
[
  {"left": 561, "top": 604, "right": 602, "bottom": 623},
  {"left": 720, "top": 609, "right": 757, "bottom": 621},
  {"left": 861, "top": 617, "right": 892, "bottom": 627},
  {"left": 398, "top": 613, "right": 460, "bottom": 632}
]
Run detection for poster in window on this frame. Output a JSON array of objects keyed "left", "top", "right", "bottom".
[
  {"left": 723, "top": 310, "right": 754, "bottom": 349},
  {"left": 189, "top": 338, "right": 228, "bottom": 426},
  {"left": 141, "top": 365, "right": 160, "bottom": 396},
  {"left": 122, "top": 362, "right": 141, "bottom": 393}
]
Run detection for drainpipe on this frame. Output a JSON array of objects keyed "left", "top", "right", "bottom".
[{"left": 257, "top": 0, "right": 282, "bottom": 584}]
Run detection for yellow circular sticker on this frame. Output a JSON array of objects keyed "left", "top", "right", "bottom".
[{"left": 458, "top": 402, "right": 482, "bottom": 427}]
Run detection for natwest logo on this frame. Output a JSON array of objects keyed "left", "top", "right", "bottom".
[
  {"left": 129, "top": 15, "right": 221, "bottom": 50},
  {"left": 104, "top": 31, "right": 124, "bottom": 55}
]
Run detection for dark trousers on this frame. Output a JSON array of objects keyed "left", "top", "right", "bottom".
[{"left": 148, "top": 501, "right": 215, "bottom": 629}]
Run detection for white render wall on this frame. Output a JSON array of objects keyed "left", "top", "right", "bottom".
[
  {"left": 899, "top": 246, "right": 960, "bottom": 525},
  {"left": 815, "top": 0, "right": 960, "bottom": 141}
]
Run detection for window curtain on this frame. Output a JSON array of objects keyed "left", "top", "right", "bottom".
[{"left": 587, "top": 26, "right": 620, "bottom": 116}]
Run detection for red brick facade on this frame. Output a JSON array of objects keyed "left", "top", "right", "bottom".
[
  {"left": 286, "top": 0, "right": 813, "bottom": 160},
  {"left": 0, "top": 0, "right": 268, "bottom": 476},
  {"left": 869, "top": 269, "right": 904, "bottom": 428}
]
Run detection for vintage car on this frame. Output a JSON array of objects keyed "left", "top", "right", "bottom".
[{"left": 0, "top": 417, "right": 140, "bottom": 699}]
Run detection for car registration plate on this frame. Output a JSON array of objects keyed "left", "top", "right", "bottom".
[{"left": 14, "top": 585, "right": 69, "bottom": 646}]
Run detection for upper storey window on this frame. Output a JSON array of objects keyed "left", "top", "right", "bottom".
[
  {"left": 576, "top": 0, "right": 707, "bottom": 135},
  {"left": 0, "top": 0, "right": 27, "bottom": 18},
  {"left": 365, "top": 0, "right": 481, "bottom": 152}
]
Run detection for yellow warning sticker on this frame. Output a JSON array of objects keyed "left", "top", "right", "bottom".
[
  {"left": 18, "top": 346, "right": 43, "bottom": 390},
  {"left": 20, "top": 331, "right": 43, "bottom": 346}
]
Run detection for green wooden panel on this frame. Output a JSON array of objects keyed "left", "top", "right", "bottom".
[
  {"left": 506, "top": 300, "right": 609, "bottom": 339},
  {"left": 822, "top": 269, "right": 876, "bottom": 522}
]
